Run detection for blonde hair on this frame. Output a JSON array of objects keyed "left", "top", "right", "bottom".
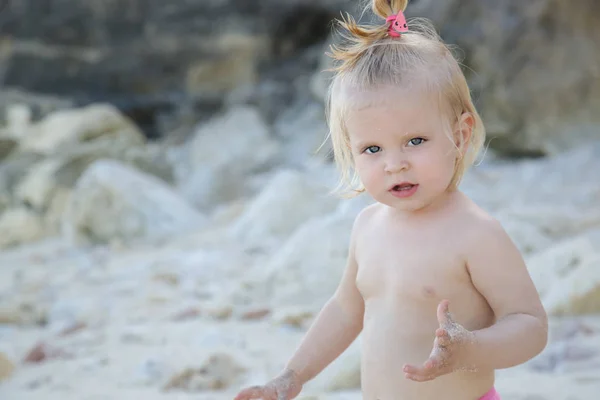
[{"left": 324, "top": 0, "right": 485, "bottom": 197}]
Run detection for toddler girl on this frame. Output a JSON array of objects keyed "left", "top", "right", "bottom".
[{"left": 234, "top": 1, "right": 548, "bottom": 399}]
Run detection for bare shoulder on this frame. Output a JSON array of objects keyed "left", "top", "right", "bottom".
[
  {"left": 454, "top": 195, "right": 524, "bottom": 274},
  {"left": 351, "top": 201, "right": 382, "bottom": 232},
  {"left": 347, "top": 201, "right": 382, "bottom": 250},
  {"left": 455, "top": 194, "right": 510, "bottom": 248}
]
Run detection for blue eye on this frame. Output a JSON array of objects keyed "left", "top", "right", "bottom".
[
  {"left": 408, "top": 138, "right": 425, "bottom": 146},
  {"left": 364, "top": 146, "right": 381, "bottom": 154}
]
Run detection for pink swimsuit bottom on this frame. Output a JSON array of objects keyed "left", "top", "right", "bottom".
[{"left": 479, "top": 387, "right": 501, "bottom": 400}]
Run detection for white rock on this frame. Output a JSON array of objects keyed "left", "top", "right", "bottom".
[
  {"left": 539, "top": 233, "right": 600, "bottom": 314},
  {"left": 274, "top": 103, "right": 331, "bottom": 166},
  {"left": 178, "top": 164, "right": 244, "bottom": 211},
  {"left": 272, "top": 306, "right": 315, "bottom": 328},
  {"left": 543, "top": 254, "right": 600, "bottom": 316},
  {"left": 5, "top": 103, "right": 32, "bottom": 139},
  {"left": 186, "top": 106, "right": 276, "bottom": 172},
  {"left": 499, "top": 205, "right": 600, "bottom": 239},
  {"left": 43, "top": 188, "right": 72, "bottom": 235},
  {"left": 528, "top": 339, "right": 600, "bottom": 373},
  {"left": 47, "top": 296, "right": 108, "bottom": 331},
  {"left": 0, "top": 299, "right": 47, "bottom": 326},
  {"left": 526, "top": 229, "right": 600, "bottom": 315},
  {"left": 176, "top": 106, "right": 280, "bottom": 209},
  {"left": 527, "top": 230, "right": 598, "bottom": 297},
  {"left": 231, "top": 169, "right": 339, "bottom": 248},
  {"left": 162, "top": 352, "right": 246, "bottom": 391},
  {"left": 495, "top": 213, "right": 554, "bottom": 255},
  {"left": 14, "top": 159, "right": 62, "bottom": 211},
  {"left": 134, "top": 356, "right": 169, "bottom": 386},
  {"left": 463, "top": 142, "right": 600, "bottom": 224},
  {"left": 78, "top": 356, "right": 109, "bottom": 372},
  {"left": 0, "top": 207, "right": 45, "bottom": 248},
  {"left": 62, "top": 159, "right": 206, "bottom": 245},
  {"left": 0, "top": 352, "right": 15, "bottom": 382},
  {"left": 309, "top": 39, "right": 335, "bottom": 103},
  {"left": 263, "top": 210, "right": 355, "bottom": 307},
  {"left": 19, "top": 103, "right": 145, "bottom": 154}
]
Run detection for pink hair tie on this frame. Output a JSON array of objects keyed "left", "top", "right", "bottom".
[{"left": 386, "top": 11, "right": 409, "bottom": 37}]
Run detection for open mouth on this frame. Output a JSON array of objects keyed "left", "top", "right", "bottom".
[
  {"left": 391, "top": 183, "right": 416, "bottom": 192},
  {"left": 389, "top": 183, "right": 418, "bottom": 198}
]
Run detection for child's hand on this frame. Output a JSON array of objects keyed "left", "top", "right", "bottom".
[
  {"left": 402, "top": 300, "right": 476, "bottom": 382},
  {"left": 234, "top": 368, "right": 303, "bottom": 400}
]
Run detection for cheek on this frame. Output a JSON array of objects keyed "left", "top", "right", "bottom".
[
  {"left": 355, "top": 158, "right": 381, "bottom": 183},
  {"left": 415, "top": 146, "right": 457, "bottom": 178}
]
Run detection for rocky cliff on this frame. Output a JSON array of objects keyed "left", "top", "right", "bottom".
[
  {"left": 1, "top": 0, "right": 599, "bottom": 152},
  {"left": 0, "top": 0, "right": 348, "bottom": 137}
]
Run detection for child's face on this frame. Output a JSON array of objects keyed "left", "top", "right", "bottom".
[{"left": 346, "top": 87, "right": 464, "bottom": 213}]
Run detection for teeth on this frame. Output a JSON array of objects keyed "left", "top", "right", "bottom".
[{"left": 394, "top": 184, "right": 413, "bottom": 191}]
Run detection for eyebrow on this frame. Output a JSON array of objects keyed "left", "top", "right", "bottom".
[
  {"left": 354, "top": 130, "right": 429, "bottom": 142},
  {"left": 401, "top": 131, "right": 429, "bottom": 136}
]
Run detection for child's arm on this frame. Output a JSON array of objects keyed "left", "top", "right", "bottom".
[
  {"left": 403, "top": 217, "right": 548, "bottom": 382},
  {"left": 283, "top": 221, "right": 365, "bottom": 384},
  {"left": 234, "top": 213, "right": 366, "bottom": 400},
  {"left": 465, "top": 218, "right": 548, "bottom": 370}
]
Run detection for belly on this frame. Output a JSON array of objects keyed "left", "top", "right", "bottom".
[{"left": 360, "top": 301, "right": 495, "bottom": 400}]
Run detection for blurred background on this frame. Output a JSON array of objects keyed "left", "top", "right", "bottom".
[{"left": 0, "top": 0, "right": 599, "bottom": 399}]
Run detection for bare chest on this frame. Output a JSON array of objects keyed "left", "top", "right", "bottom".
[{"left": 354, "top": 228, "right": 470, "bottom": 304}]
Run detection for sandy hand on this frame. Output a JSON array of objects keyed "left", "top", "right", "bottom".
[
  {"left": 403, "top": 299, "right": 476, "bottom": 382},
  {"left": 233, "top": 369, "right": 303, "bottom": 400}
]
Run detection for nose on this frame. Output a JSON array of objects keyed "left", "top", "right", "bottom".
[{"left": 384, "top": 152, "right": 409, "bottom": 173}]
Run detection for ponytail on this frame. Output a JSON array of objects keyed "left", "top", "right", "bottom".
[
  {"left": 328, "top": 0, "right": 414, "bottom": 73},
  {"left": 372, "top": 0, "right": 408, "bottom": 19}
]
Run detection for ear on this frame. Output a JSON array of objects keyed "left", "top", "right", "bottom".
[{"left": 454, "top": 112, "right": 474, "bottom": 155}]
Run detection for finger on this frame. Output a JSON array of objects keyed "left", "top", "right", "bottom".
[
  {"left": 436, "top": 299, "right": 451, "bottom": 326},
  {"left": 435, "top": 329, "right": 451, "bottom": 347},
  {"left": 405, "top": 372, "right": 435, "bottom": 382},
  {"left": 234, "top": 386, "right": 265, "bottom": 400},
  {"left": 424, "top": 357, "right": 438, "bottom": 370},
  {"left": 403, "top": 360, "right": 437, "bottom": 377},
  {"left": 403, "top": 363, "right": 421, "bottom": 375}
]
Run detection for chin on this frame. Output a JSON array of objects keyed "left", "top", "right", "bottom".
[
  {"left": 373, "top": 194, "right": 421, "bottom": 212},
  {"left": 380, "top": 188, "right": 445, "bottom": 213}
]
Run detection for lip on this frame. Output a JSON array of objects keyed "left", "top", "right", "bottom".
[
  {"left": 388, "top": 182, "right": 415, "bottom": 191},
  {"left": 388, "top": 182, "right": 418, "bottom": 198}
]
